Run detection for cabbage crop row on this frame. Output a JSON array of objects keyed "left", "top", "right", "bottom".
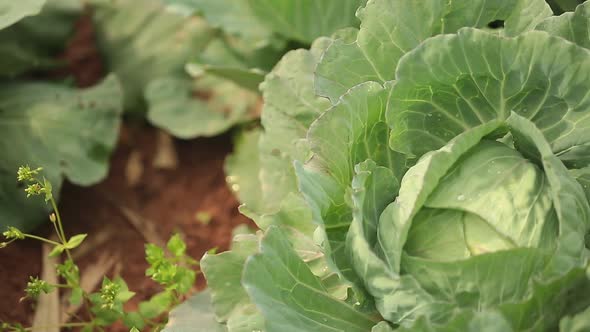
[{"left": 168, "top": 1, "right": 590, "bottom": 331}]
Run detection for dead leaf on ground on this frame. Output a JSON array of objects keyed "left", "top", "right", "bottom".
[
  {"left": 97, "top": 192, "right": 166, "bottom": 247},
  {"left": 153, "top": 130, "right": 179, "bottom": 170},
  {"left": 125, "top": 150, "right": 144, "bottom": 187},
  {"left": 71, "top": 228, "right": 113, "bottom": 261},
  {"left": 117, "top": 204, "right": 166, "bottom": 247}
]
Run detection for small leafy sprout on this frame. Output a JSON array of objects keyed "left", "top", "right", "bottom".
[
  {"left": 17, "top": 166, "right": 52, "bottom": 201},
  {"left": 145, "top": 234, "right": 197, "bottom": 293},
  {"left": 100, "top": 278, "right": 121, "bottom": 310},
  {"left": 167, "top": 233, "right": 186, "bottom": 257},
  {"left": 16, "top": 165, "right": 42, "bottom": 182},
  {"left": 24, "top": 276, "right": 54, "bottom": 299},
  {"left": 3, "top": 226, "right": 25, "bottom": 240},
  {"left": 6, "top": 166, "right": 200, "bottom": 331},
  {"left": 1, "top": 322, "right": 26, "bottom": 332},
  {"left": 56, "top": 259, "right": 80, "bottom": 284}
]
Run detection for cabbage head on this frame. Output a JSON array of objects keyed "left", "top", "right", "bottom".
[{"left": 347, "top": 114, "right": 590, "bottom": 331}]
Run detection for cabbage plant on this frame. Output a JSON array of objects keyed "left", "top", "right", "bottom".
[
  {"left": 91, "top": 0, "right": 366, "bottom": 138},
  {"left": 167, "top": 1, "right": 590, "bottom": 331},
  {"left": 0, "top": 0, "right": 123, "bottom": 231}
]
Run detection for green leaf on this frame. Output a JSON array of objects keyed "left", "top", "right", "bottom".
[
  {"left": 201, "top": 233, "right": 265, "bottom": 331},
  {"left": 165, "top": 0, "right": 273, "bottom": 45},
  {"left": 252, "top": 37, "right": 332, "bottom": 217},
  {"left": 507, "top": 113, "right": 590, "bottom": 274},
  {"left": 0, "top": 76, "right": 123, "bottom": 231},
  {"left": 224, "top": 128, "right": 264, "bottom": 214},
  {"left": 296, "top": 81, "right": 406, "bottom": 284},
  {"left": 42, "top": 177, "right": 53, "bottom": 202},
  {"left": 537, "top": 1, "right": 590, "bottom": 49},
  {"left": 242, "top": 226, "right": 378, "bottom": 332},
  {"left": 64, "top": 234, "right": 88, "bottom": 249},
  {"left": 387, "top": 28, "right": 590, "bottom": 168},
  {"left": 561, "top": 306, "right": 590, "bottom": 332},
  {"left": 0, "top": 1, "right": 81, "bottom": 77},
  {"left": 190, "top": 65, "right": 265, "bottom": 92},
  {"left": 163, "top": 289, "right": 228, "bottom": 332},
  {"left": 139, "top": 291, "right": 174, "bottom": 320},
  {"left": 247, "top": 0, "right": 366, "bottom": 44},
  {"left": 167, "top": 234, "right": 186, "bottom": 257},
  {"left": 569, "top": 167, "right": 590, "bottom": 202},
  {"left": 172, "top": 267, "right": 195, "bottom": 294},
  {"left": 146, "top": 76, "right": 259, "bottom": 139},
  {"left": 395, "top": 310, "right": 515, "bottom": 332},
  {"left": 49, "top": 245, "right": 65, "bottom": 257},
  {"left": 0, "top": 0, "right": 45, "bottom": 30},
  {"left": 371, "top": 321, "right": 394, "bottom": 332},
  {"left": 69, "top": 287, "right": 83, "bottom": 306},
  {"left": 315, "top": 0, "right": 552, "bottom": 102},
  {"left": 123, "top": 312, "right": 145, "bottom": 330},
  {"left": 345, "top": 159, "right": 400, "bottom": 293},
  {"left": 92, "top": 0, "right": 214, "bottom": 111},
  {"left": 186, "top": 35, "right": 285, "bottom": 92}
]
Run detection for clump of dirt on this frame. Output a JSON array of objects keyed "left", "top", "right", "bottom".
[{"left": 57, "top": 13, "right": 105, "bottom": 87}]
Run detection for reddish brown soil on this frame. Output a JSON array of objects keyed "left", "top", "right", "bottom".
[
  {"left": 0, "top": 11, "right": 252, "bottom": 331},
  {"left": 56, "top": 13, "right": 105, "bottom": 87}
]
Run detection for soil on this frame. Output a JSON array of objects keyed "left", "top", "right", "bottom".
[{"left": 0, "top": 11, "right": 252, "bottom": 331}]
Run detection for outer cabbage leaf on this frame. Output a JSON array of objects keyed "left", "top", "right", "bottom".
[
  {"left": 201, "top": 234, "right": 265, "bottom": 332},
  {"left": 163, "top": 0, "right": 274, "bottom": 45},
  {"left": 394, "top": 311, "right": 514, "bottom": 332},
  {"left": 0, "top": 0, "right": 81, "bottom": 77},
  {"left": 224, "top": 129, "right": 264, "bottom": 213},
  {"left": 249, "top": 37, "right": 333, "bottom": 218},
  {"left": 537, "top": 1, "right": 590, "bottom": 49},
  {"left": 316, "top": 0, "right": 552, "bottom": 103},
  {"left": 203, "top": 37, "right": 355, "bottom": 332},
  {"left": 391, "top": 266, "right": 590, "bottom": 332},
  {"left": 570, "top": 167, "right": 590, "bottom": 202},
  {"left": 242, "top": 226, "right": 379, "bottom": 332},
  {"left": 225, "top": 36, "right": 335, "bottom": 227},
  {"left": 247, "top": 0, "right": 366, "bottom": 44},
  {"left": 92, "top": 0, "right": 214, "bottom": 111},
  {"left": 186, "top": 36, "right": 285, "bottom": 92},
  {"left": 387, "top": 28, "right": 590, "bottom": 169},
  {"left": 0, "top": 76, "right": 123, "bottom": 231},
  {"left": 145, "top": 76, "right": 259, "bottom": 139},
  {"left": 560, "top": 306, "right": 590, "bottom": 332},
  {"left": 202, "top": 225, "right": 352, "bottom": 331},
  {"left": 371, "top": 321, "right": 395, "bottom": 332},
  {"left": 0, "top": 0, "right": 45, "bottom": 30},
  {"left": 162, "top": 289, "right": 228, "bottom": 332},
  {"left": 296, "top": 81, "right": 407, "bottom": 284}
]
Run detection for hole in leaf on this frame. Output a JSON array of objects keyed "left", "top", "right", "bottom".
[{"left": 487, "top": 20, "right": 505, "bottom": 29}]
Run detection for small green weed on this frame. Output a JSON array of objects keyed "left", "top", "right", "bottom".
[{"left": 1, "top": 166, "right": 198, "bottom": 332}]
